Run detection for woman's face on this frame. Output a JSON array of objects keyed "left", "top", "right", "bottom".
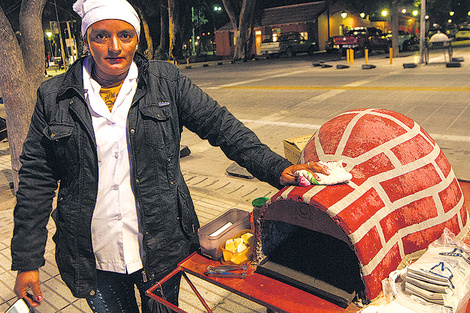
[{"left": 86, "top": 19, "right": 138, "bottom": 79}]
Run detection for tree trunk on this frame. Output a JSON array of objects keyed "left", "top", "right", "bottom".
[
  {"left": 160, "top": 2, "right": 168, "bottom": 53},
  {"left": 168, "top": 0, "right": 184, "bottom": 60},
  {"left": 222, "top": 0, "right": 256, "bottom": 60},
  {"left": 136, "top": 7, "right": 154, "bottom": 59},
  {"left": 0, "top": 0, "right": 46, "bottom": 194},
  {"left": 222, "top": 0, "right": 239, "bottom": 30},
  {"left": 240, "top": 0, "right": 256, "bottom": 59},
  {"left": 392, "top": 0, "right": 399, "bottom": 57}
]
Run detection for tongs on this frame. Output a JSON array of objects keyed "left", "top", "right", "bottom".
[{"left": 204, "top": 264, "right": 248, "bottom": 278}]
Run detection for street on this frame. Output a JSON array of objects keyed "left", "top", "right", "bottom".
[{"left": 179, "top": 47, "right": 470, "bottom": 185}]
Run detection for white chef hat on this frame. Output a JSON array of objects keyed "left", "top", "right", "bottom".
[{"left": 73, "top": 0, "right": 141, "bottom": 39}]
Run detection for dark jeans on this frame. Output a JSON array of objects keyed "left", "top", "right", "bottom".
[{"left": 86, "top": 269, "right": 181, "bottom": 313}]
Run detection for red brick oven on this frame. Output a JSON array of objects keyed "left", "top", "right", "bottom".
[{"left": 255, "top": 109, "right": 469, "bottom": 306}]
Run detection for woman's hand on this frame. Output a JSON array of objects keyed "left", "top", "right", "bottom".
[
  {"left": 14, "top": 270, "right": 42, "bottom": 307},
  {"left": 280, "top": 161, "right": 330, "bottom": 186}
]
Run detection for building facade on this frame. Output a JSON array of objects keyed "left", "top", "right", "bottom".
[{"left": 214, "top": 0, "right": 417, "bottom": 58}]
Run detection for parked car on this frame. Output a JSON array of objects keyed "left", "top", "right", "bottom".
[
  {"left": 325, "top": 36, "right": 335, "bottom": 53},
  {"left": 454, "top": 27, "right": 470, "bottom": 40},
  {"left": 260, "top": 32, "right": 316, "bottom": 58},
  {"left": 329, "top": 27, "right": 390, "bottom": 54},
  {"left": 386, "top": 30, "right": 418, "bottom": 52}
]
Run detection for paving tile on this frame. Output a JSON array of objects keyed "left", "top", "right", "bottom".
[
  {"left": 37, "top": 282, "right": 70, "bottom": 311},
  {"left": 179, "top": 273, "right": 230, "bottom": 307},
  {"left": 0, "top": 302, "right": 12, "bottom": 312},
  {"left": 42, "top": 252, "right": 60, "bottom": 277},
  {"left": 0, "top": 250, "right": 11, "bottom": 275},
  {"left": 60, "top": 302, "right": 93, "bottom": 313},
  {"left": 212, "top": 294, "right": 266, "bottom": 313},
  {"left": 43, "top": 276, "right": 77, "bottom": 303},
  {"left": 0, "top": 273, "right": 16, "bottom": 302},
  {"left": 33, "top": 299, "right": 60, "bottom": 313},
  {"left": 71, "top": 298, "right": 94, "bottom": 312}
]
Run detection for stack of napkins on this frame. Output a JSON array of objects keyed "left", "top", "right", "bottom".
[
  {"left": 402, "top": 239, "right": 470, "bottom": 311},
  {"left": 404, "top": 269, "right": 451, "bottom": 305}
]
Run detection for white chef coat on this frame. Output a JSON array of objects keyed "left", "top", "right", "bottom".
[{"left": 82, "top": 57, "right": 143, "bottom": 274}]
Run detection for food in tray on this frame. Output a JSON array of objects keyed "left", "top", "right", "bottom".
[
  {"left": 225, "top": 232, "right": 253, "bottom": 253},
  {"left": 221, "top": 230, "right": 254, "bottom": 264},
  {"left": 241, "top": 232, "right": 254, "bottom": 246}
]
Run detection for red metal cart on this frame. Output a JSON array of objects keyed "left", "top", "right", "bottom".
[
  {"left": 146, "top": 251, "right": 360, "bottom": 313},
  {"left": 147, "top": 180, "right": 470, "bottom": 313}
]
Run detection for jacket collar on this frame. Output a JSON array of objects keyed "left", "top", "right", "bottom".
[{"left": 57, "top": 58, "right": 86, "bottom": 100}]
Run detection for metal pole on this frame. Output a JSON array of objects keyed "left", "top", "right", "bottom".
[
  {"left": 54, "top": 0, "right": 67, "bottom": 68},
  {"left": 191, "top": 7, "right": 196, "bottom": 55},
  {"left": 419, "top": 0, "right": 426, "bottom": 63},
  {"left": 66, "top": 21, "right": 77, "bottom": 63}
]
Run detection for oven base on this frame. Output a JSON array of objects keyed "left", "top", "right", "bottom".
[{"left": 255, "top": 260, "right": 356, "bottom": 308}]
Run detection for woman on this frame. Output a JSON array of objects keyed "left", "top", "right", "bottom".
[{"left": 11, "top": 0, "right": 328, "bottom": 312}]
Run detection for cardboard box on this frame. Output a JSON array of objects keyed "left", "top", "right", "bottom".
[{"left": 283, "top": 134, "right": 314, "bottom": 164}]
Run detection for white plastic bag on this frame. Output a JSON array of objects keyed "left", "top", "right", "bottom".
[{"left": 381, "top": 228, "right": 470, "bottom": 313}]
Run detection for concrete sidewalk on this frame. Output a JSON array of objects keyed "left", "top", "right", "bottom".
[{"left": 1, "top": 47, "right": 469, "bottom": 312}]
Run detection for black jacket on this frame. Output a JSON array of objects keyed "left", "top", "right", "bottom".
[{"left": 11, "top": 53, "right": 292, "bottom": 298}]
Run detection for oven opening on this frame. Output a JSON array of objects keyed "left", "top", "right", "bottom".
[{"left": 255, "top": 220, "right": 366, "bottom": 308}]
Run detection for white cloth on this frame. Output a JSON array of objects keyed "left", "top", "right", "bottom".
[
  {"left": 295, "top": 160, "right": 352, "bottom": 186},
  {"left": 83, "top": 56, "right": 143, "bottom": 274},
  {"left": 73, "top": 0, "right": 141, "bottom": 38}
]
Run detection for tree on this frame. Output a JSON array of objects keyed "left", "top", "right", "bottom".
[
  {"left": 391, "top": 0, "right": 399, "bottom": 57},
  {"left": 158, "top": 1, "right": 169, "bottom": 59},
  {"left": 192, "top": 5, "right": 209, "bottom": 55},
  {"left": 222, "top": 0, "right": 257, "bottom": 60},
  {"left": 135, "top": 7, "right": 154, "bottom": 60},
  {"left": 168, "top": 0, "right": 193, "bottom": 60},
  {"left": 0, "top": 0, "right": 47, "bottom": 193},
  {"left": 132, "top": 0, "right": 166, "bottom": 60}
]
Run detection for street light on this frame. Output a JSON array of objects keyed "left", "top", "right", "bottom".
[
  {"left": 412, "top": 10, "right": 419, "bottom": 17},
  {"left": 360, "top": 12, "right": 366, "bottom": 19},
  {"left": 341, "top": 11, "right": 348, "bottom": 19},
  {"left": 449, "top": 11, "right": 455, "bottom": 16},
  {"left": 381, "top": 10, "right": 388, "bottom": 18}
]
